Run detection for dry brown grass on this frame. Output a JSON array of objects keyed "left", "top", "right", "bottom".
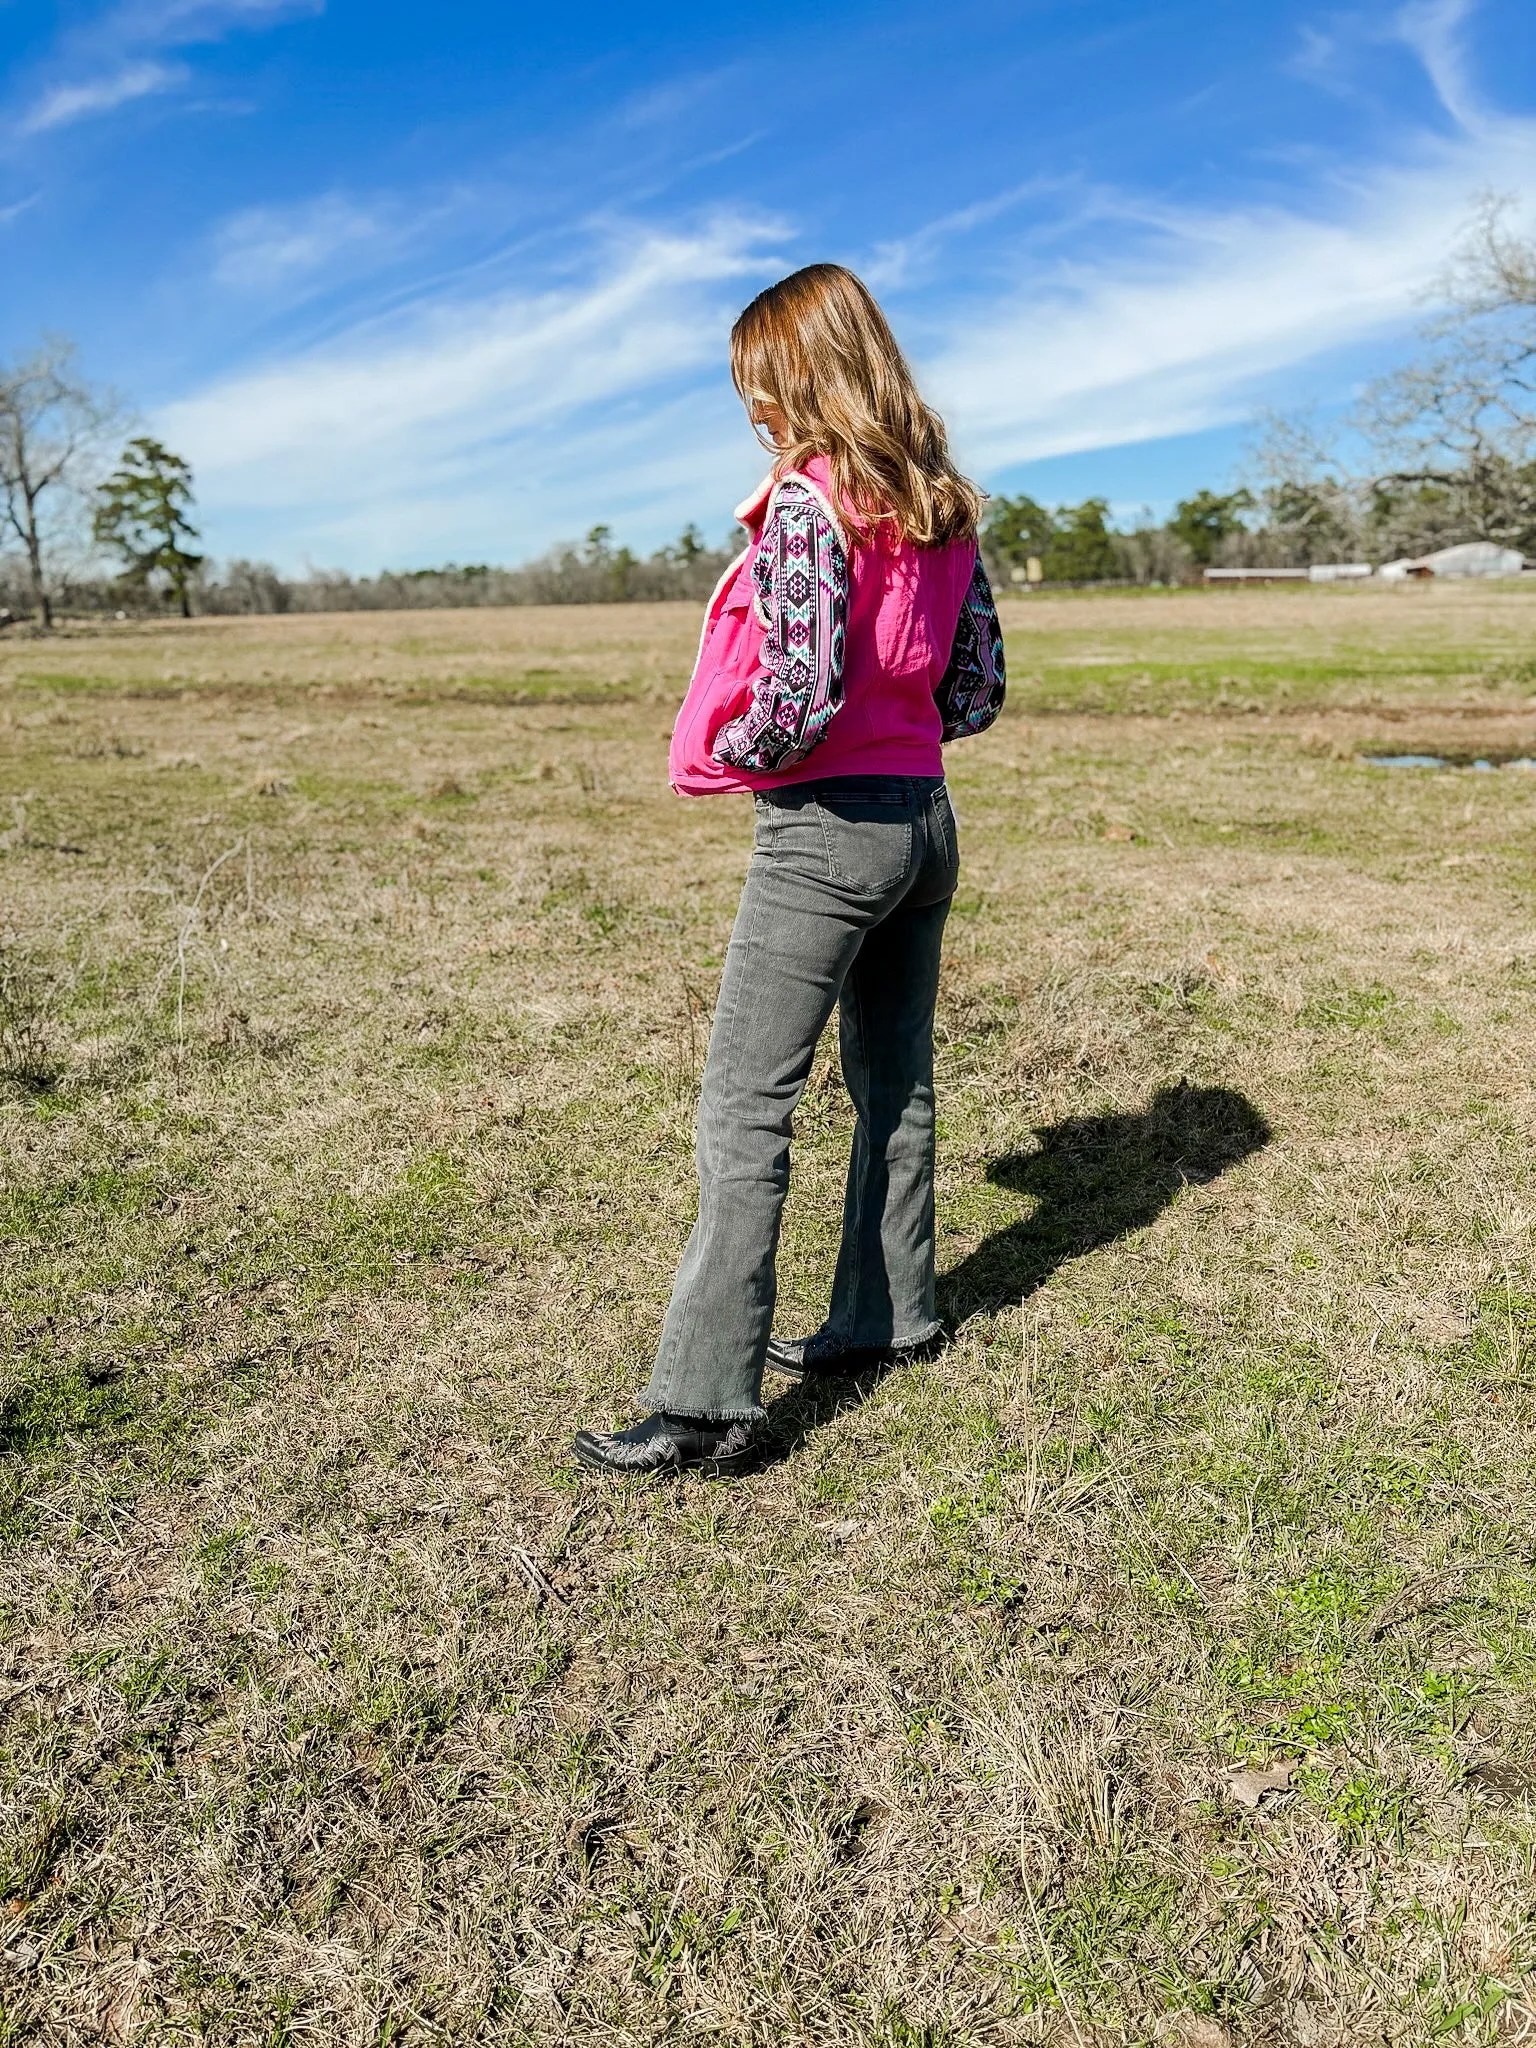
[
  {"left": 6, "top": 578, "right": 1535, "bottom": 708},
  {"left": 1, "top": 586, "right": 1535, "bottom": 2046},
  {"left": 0, "top": 603, "right": 701, "bottom": 702}
]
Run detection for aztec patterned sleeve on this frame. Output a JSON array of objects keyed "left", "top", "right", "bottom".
[
  {"left": 935, "top": 553, "right": 1006, "bottom": 741},
  {"left": 711, "top": 480, "right": 849, "bottom": 774}
]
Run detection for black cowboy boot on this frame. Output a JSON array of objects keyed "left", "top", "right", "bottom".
[
  {"left": 765, "top": 1329, "right": 941, "bottom": 1383},
  {"left": 572, "top": 1411, "right": 758, "bottom": 1477}
]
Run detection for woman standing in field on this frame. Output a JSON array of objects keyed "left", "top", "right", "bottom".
[{"left": 574, "top": 264, "right": 1005, "bottom": 1476}]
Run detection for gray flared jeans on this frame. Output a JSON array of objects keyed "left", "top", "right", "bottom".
[{"left": 640, "top": 774, "right": 959, "bottom": 1422}]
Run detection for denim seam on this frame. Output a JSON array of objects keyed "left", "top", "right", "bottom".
[
  {"left": 841, "top": 964, "right": 870, "bottom": 1341},
  {"left": 933, "top": 789, "right": 954, "bottom": 874}
]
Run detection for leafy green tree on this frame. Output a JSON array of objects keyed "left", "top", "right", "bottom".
[
  {"left": 1169, "top": 487, "right": 1254, "bottom": 566},
  {"left": 981, "top": 492, "right": 1056, "bottom": 580},
  {"left": 93, "top": 437, "right": 203, "bottom": 617},
  {"left": 668, "top": 523, "right": 706, "bottom": 563},
  {"left": 1043, "top": 498, "right": 1120, "bottom": 583}
]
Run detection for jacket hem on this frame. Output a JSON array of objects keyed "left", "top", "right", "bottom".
[{"left": 672, "top": 740, "right": 945, "bottom": 799}]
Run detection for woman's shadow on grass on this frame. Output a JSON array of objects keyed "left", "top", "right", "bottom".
[{"left": 762, "top": 1081, "right": 1271, "bottom": 1458}]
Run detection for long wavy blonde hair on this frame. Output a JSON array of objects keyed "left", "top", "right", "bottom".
[{"left": 730, "top": 264, "right": 983, "bottom": 549}]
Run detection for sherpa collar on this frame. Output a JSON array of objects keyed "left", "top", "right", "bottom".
[{"left": 733, "top": 465, "right": 849, "bottom": 554}]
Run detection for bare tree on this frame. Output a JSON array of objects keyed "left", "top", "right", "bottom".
[
  {"left": 0, "top": 340, "right": 124, "bottom": 628},
  {"left": 1441, "top": 190, "right": 1536, "bottom": 315},
  {"left": 1358, "top": 195, "right": 1536, "bottom": 551},
  {"left": 1245, "top": 412, "right": 1366, "bottom": 563},
  {"left": 1247, "top": 201, "right": 1536, "bottom": 562}
]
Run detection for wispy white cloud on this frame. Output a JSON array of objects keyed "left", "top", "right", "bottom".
[
  {"left": 863, "top": 181, "right": 1061, "bottom": 293},
  {"left": 147, "top": 0, "right": 1534, "bottom": 568},
  {"left": 10, "top": 0, "right": 319, "bottom": 145},
  {"left": 1395, "top": 0, "right": 1486, "bottom": 129},
  {"left": 20, "top": 59, "right": 186, "bottom": 134},
  {"left": 934, "top": 192, "right": 1531, "bottom": 478},
  {"left": 163, "top": 123, "right": 1536, "bottom": 567},
  {"left": 916, "top": 34, "right": 1536, "bottom": 476},
  {"left": 212, "top": 192, "right": 405, "bottom": 291},
  {"left": 248, "top": 380, "right": 759, "bottom": 570},
  {"left": 617, "top": 66, "right": 736, "bottom": 132},
  {"left": 1287, "top": 21, "right": 1353, "bottom": 96},
  {"left": 158, "top": 217, "right": 788, "bottom": 564},
  {"left": 106, "top": 0, "right": 321, "bottom": 44},
  {"left": 1286, "top": 0, "right": 1488, "bottom": 124}
]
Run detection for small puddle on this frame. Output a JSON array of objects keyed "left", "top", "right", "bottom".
[{"left": 1364, "top": 752, "right": 1536, "bottom": 772}]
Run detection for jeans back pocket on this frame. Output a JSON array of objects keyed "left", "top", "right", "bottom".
[{"left": 814, "top": 793, "right": 914, "bottom": 894}]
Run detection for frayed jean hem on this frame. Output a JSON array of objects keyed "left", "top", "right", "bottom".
[
  {"left": 636, "top": 1388, "right": 768, "bottom": 1425},
  {"left": 822, "top": 1315, "right": 944, "bottom": 1352}
]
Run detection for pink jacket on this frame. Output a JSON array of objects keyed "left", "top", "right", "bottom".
[{"left": 669, "top": 454, "right": 1004, "bottom": 797}]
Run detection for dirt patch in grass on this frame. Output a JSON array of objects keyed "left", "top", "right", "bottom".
[{"left": 2, "top": 592, "right": 1535, "bottom": 2044}]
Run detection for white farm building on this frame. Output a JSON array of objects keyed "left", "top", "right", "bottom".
[{"left": 1377, "top": 541, "right": 1526, "bottom": 581}]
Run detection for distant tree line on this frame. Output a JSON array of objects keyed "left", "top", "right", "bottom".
[
  {"left": 189, "top": 524, "right": 740, "bottom": 614},
  {"left": 1, "top": 199, "right": 1530, "bottom": 624},
  {"left": 0, "top": 504, "right": 739, "bottom": 619},
  {"left": 979, "top": 490, "right": 1270, "bottom": 588}
]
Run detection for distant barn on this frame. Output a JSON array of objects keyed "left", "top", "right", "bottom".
[
  {"left": 1378, "top": 542, "right": 1526, "bottom": 581},
  {"left": 1206, "top": 543, "right": 1526, "bottom": 587}
]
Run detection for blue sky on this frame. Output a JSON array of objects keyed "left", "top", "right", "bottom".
[{"left": 2, "top": 0, "right": 1533, "bottom": 572}]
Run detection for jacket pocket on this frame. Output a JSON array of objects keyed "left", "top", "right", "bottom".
[
  {"left": 872, "top": 553, "right": 940, "bottom": 674},
  {"left": 699, "top": 590, "right": 764, "bottom": 750}
]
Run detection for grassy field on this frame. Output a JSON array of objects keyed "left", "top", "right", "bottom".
[{"left": 1, "top": 582, "right": 1535, "bottom": 2046}]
